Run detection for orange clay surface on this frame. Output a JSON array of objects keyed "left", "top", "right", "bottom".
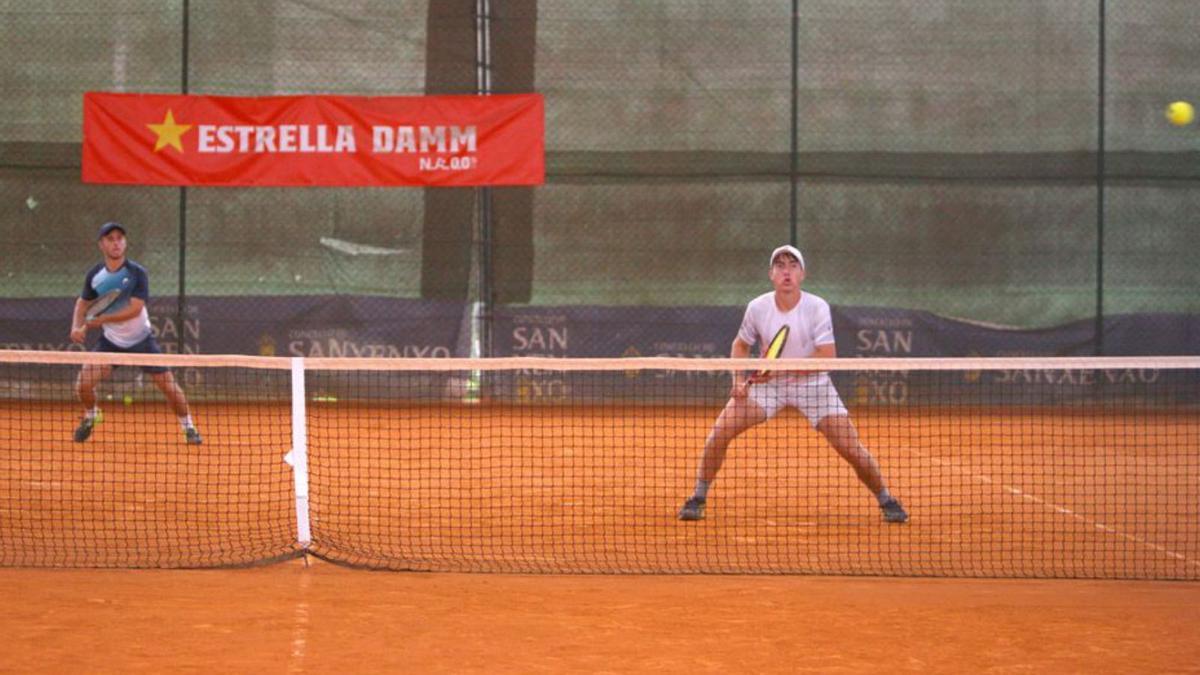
[
  {"left": 1, "top": 561, "right": 1198, "bottom": 673},
  {"left": 4, "top": 401, "right": 1195, "bottom": 577},
  {"left": 2, "top": 400, "right": 1199, "bottom": 670}
]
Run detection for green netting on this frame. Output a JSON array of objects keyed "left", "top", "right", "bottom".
[{"left": 1, "top": 0, "right": 1198, "bottom": 329}]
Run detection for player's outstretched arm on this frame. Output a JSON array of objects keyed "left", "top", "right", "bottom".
[
  {"left": 70, "top": 298, "right": 89, "bottom": 343},
  {"left": 729, "top": 337, "right": 753, "bottom": 398}
]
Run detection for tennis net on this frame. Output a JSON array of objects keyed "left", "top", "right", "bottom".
[{"left": 1, "top": 350, "right": 1197, "bottom": 579}]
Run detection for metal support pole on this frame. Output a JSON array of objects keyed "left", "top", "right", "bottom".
[
  {"left": 474, "top": 0, "right": 494, "bottom": 361},
  {"left": 177, "top": 0, "right": 190, "bottom": 354},
  {"left": 1094, "top": 0, "right": 1106, "bottom": 355},
  {"left": 789, "top": 0, "right": 800, "bottom": 247}
]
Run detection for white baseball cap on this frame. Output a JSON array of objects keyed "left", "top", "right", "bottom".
[{"left": 770, "top": 244, "right": 805, "bottom": 269}]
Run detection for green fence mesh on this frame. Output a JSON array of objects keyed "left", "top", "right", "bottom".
[{"left": 1, "top": 1, "right": 1198, "bottom": 330}]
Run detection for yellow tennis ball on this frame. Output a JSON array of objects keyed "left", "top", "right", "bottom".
[
  {"left": 123, "top": 394, "right": 133, "bottom": 406},
  {"left": 1165, "top": 101, "right": 1194, "bottom": 127}
]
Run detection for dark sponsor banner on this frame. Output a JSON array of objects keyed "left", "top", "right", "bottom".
[
  {"left": 3, "top": 299, "right": 1196, "bottom": 407},
  {"left": 5, "top": 298, "right": 1197, "bottom": 359},
  {"left": 0, "top": 296, "right": 466, "bottom": 403},
  {"left": 491, "top": 305, "right": 1200, "bottom": 359},
  {"left": 0, "top": 296, "right": 463, "bottom": 358},
  {"left": 493, "top": 306, "right": 741, "bottom": 359},
  {"left": 833, "top": 307, "right": 1102, "bottom": 358},
  {"left": 830, "top": 308, "right": 1200, "bottom": 409},
  {"left": 489, "top": 306, "right": 741, "bottom": 405},
  {"left": 491, "top": 305, "right": 1200, "bottom": 406},
  {"left": 1105, "top": 313, "right": 1200, "bottom": 357}
]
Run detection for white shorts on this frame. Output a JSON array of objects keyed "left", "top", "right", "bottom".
[{"left": 747, "top": 373, "right": 848, "bottom": 427}]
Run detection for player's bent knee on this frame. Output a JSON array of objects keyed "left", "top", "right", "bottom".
[
  {"left": 818, "top": 413, "right": 857, "bottom": 437},
  {"left": 76, "top": 373, "right": 98, "bottom": 393},
  {"left": 150, "top": 372, "right": 177, "bottom": 388}
]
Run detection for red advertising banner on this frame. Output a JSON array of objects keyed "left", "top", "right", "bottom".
[{"left": 82, "top": 92, "right": 544, "bottom": 187}]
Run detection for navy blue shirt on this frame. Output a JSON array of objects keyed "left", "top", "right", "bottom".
[{"left": 81, "top": 260, "right": 153, "bottom": 347}]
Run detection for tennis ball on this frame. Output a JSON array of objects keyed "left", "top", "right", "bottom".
[
  {"left": 123, "top": 395, "right": 133, "bottom": 406},
  {"left": 1166, "top": 101, "right": 1194, "bottom": 127}
]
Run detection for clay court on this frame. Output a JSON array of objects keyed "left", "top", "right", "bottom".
[
  {"left": 4, "top": 565, "right": 1199, "bottom": 673},
  {"left": 3, "top": 394, "right": 1198, "bottom": 671},
  {"left": 3, "top": 2, "right": 1200, "bottom": 672},
  {"left": 4, "top": 397, "right": 1197, "bottom": 576}
]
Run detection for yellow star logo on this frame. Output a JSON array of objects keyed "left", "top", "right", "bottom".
[{"left": 146, "top": 109, "right": 192, "bottom": 153}]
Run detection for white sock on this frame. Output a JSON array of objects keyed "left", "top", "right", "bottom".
[
  {"left": 85, "top": 407, "right": 99, "bottom": 420},
  {"left": 693, "top": 479, "right": 710, "bottom": 500},
  {"left": 876, "top": 489, "right": 894, "bottom": 506},
  {"left": 178, "top": 414, "right": 194, "bottom": 430}
]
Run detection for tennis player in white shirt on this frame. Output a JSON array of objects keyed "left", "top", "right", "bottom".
[{"left": 678, "top": 245, "right": 907, "bottom": 523}]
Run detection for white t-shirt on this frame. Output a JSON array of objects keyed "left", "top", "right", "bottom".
[{"left": 736, "top": 291, "right": 836, "bottom": 359}]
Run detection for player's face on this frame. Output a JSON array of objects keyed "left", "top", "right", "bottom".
[
  {"left": 98, "top": 230, "right": 127, "bottom": 261},
  {"left": 769, "top": 255, "right": 804, "bottom": 292}
]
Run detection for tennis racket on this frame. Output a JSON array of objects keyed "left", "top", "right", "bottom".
[
  {"left": 755, "top": 324, "right": 789, "bottom": 379},
  {"left": 84, "top": 289, "right": 122, "bottom": 321}
]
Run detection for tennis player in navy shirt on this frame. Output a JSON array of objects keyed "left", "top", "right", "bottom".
[
  {"left": 678, "top": 245, "right": 905, "bottom": 523},
  {"left": 69, "top": 221, "right": 202, "bottom": 444}
]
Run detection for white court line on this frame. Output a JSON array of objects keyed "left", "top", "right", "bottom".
[
  {"left": 920, "top": 452, "right": 1199, "bottom": 570},
  {"left": 288, "top": 569, "right": 312, "bottom": 674}
]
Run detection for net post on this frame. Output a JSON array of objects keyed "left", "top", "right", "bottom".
[{"left": 288, "top": 357, "right": 312, "bottom": 551}]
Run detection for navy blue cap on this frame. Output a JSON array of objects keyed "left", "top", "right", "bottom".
[{"left": 97, "top": 221, "right": 127, "bottom": 239}]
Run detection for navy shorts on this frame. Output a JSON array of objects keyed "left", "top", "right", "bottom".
[{"left": 93, "top": 334, "right": 169, "bottom": 374}]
